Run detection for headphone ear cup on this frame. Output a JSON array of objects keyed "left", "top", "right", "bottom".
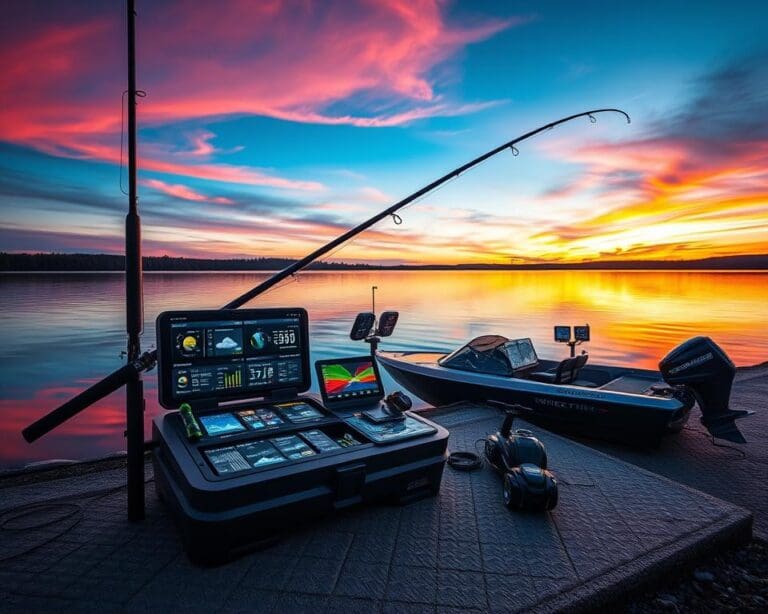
[
  {"left": 508, "top": 432, "right": 548, "bottom": 468},
  {"left": 385, "top": 391, "right": 412, "bottom": 413},
  {"left": 502, "top": 472, "right": 523, "bottom": 509},
  {"left": 504, "top": 466, "right": 559, "bottom": 512}
]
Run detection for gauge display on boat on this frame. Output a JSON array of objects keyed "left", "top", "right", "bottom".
[
  {"left": 156, "top": 308, "right": 310, "bottom": 407},
  {"left": 574, "top": 325, "right": 590, "bottom": 342},
  {"left": 554, "top": 326, "right": 571, "bottom": 342}
]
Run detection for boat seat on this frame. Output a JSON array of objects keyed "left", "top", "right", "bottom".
[{"left": 530, "top": 354, "right": 588, "bottom": 384}]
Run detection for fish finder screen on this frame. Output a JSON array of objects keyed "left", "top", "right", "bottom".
[
  {"left": 164, "top": 310, "right": 306, "bottom": 402},
  {"left": 319, "top": 357, "right": 383, "bottom": 403}
]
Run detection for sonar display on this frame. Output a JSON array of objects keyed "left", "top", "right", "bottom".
[{"left": 320, "top": 359, "right": 381, "bottom": 401}]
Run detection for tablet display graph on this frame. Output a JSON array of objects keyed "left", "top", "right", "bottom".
[{"left": 321, "top": 360, "right": 380, "bottom": 399}]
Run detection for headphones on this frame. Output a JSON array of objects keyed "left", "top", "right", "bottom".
[{"left": 483, "top": 409, "right": 558, "bottom": 512}]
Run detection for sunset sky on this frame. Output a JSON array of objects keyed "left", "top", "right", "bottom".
[{"left": 1, "top": 0, "right": 766, "bottom": 264}]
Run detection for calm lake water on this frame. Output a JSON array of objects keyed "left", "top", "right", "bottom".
[{"left": 1, "top": 270, "right": 766, "bottom": 469}]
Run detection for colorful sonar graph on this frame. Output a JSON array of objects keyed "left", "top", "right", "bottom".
[{"left": 323, "top": 362, "right": 377, "bottom": 396}]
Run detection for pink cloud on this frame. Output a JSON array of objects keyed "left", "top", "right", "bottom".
[
  {"left": 187, "top": 131, "right": 216, "bottom": 157},
  {"left": 141, "top": 178, "right": 234, "bottom": 204},
  {"left": 0, "top": 1, "right": 516, "bottom": 183}
]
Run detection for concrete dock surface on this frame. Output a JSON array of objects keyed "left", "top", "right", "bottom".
[
  {"left": 0, "top": 390, "right": 757, "bottom": 613},
  {"left": 580, "top": 363, "right": 767, "bottom": 540}
]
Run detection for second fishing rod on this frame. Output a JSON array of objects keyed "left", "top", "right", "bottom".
[{"left": 22, "top": 107, "right": 630, "bottom": 444}]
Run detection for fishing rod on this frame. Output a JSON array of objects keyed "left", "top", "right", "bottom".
[{"left": 22, "top": 108, "right": 630, "bottom": 446}]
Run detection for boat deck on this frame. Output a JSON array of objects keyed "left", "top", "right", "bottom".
[
  {"left": 598, "top": 374, "right": 659, "bottom": 394},
  {"left": 0, "top": 402, "right": 752, "bottom": 613}
]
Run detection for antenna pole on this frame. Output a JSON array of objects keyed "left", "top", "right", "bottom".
[
  {"left": 371, "top": 286, "right": 377, "bottom": 315},
  {"left": 125, "top": 0, "right": 145, "bottom": 521}
]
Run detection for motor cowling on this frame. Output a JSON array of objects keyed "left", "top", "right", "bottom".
[{"left": 659, "top": 336, "right": 749, "bottom": 443}]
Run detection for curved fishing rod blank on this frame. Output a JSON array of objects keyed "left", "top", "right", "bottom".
[{"left": 22, "top": 108, "right": 630, "bottom": 444}]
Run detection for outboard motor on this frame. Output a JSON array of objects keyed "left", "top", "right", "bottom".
[{"left": 660, "top": 336, "right": 751, "bottom": 443}]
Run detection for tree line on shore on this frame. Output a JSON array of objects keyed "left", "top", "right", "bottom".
[{"left": 1, "top": 252, "right": 766, "bottom": 271}]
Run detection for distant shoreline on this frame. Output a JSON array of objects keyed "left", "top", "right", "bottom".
[{"left": 1, "top": 252, "right": 767, "bottom": 272}]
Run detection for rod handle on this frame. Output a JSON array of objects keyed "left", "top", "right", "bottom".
[{"left": 23, "top": 362, "right": 139, "bottom": 443}]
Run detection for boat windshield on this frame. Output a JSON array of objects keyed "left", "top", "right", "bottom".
[
  {"left": 438, "top": 336, "right": 539, "bottom": 376},
  {"left": 502, "top": 338, "right": 538, "bottom": 371},
  {"left": 438, "top": 335, "right": 513, "bottom": 376}
]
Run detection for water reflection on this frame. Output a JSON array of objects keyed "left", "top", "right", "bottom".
[{"left": 1, "top": 270, "right": 765, "bottom": 468}]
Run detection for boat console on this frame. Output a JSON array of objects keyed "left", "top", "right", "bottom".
[{"left": 152, "top": 308, "right": 448, "bottom": 564}]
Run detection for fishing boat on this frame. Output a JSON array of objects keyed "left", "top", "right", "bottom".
[{"left": 375, "top": 332, "right": 750, "bottom": 446}]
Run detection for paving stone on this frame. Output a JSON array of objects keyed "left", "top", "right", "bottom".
[
  {"left": 392, "top": 534, "right": 438, "bottom": 568},
  {"left": 437, "top": 539, "right": 483, "bottom": 571},
  {"left": 284, "top": 556, "right": 344, "bottom": 595},
  {"left": 333, "top": 560, "right": 389, "bottom": 599},
  {"left": 237, "top": 555, "right": 299, "bottom": 591},
  {"left": 480, "top": 542, "right": 528, "bottom": 576},
  {"left": 436, "top": 569, "right": 487, "bottom": 609},
  {"left": 484, "top": 573, "right": 538, "bottom": 613},
  {"left": 302, "top": 531, "right": 354, "bottom": 560},
  {"left": 385, "top": 565, "right": 438, "bottom": 604},
  {"left": 346, "top": 532, "right": 396, "bottom": 564}
]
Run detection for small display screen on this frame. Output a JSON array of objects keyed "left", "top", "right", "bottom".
[
  {"left": 554, "top": 326, "right": 571, "bottom": 342},
  {"left": 574, "top": 325, "right": 590, "bottom": 341},
  {"left": 271, "top": 435, "right": 316, "bottom": 460},
  {"left": 317, "top": 357, "right": 383, "bottom": 404},
  {"left": 204, "top": 446, "right": 251, "bottom": 474},
  {"left": 236, "top": 441, "right": 286, "bottom": 468},
  {"left": 300, "top": 429, "right": 341, "bottom": 453},
  {"left": 256, "top": 407, "right": 284, "bottom": 427},
  {"left": 237, "top": 410, "right": 266, "bottom": 431},
  {"left": 503, "top": 339, "right": 539, "bottom": 371},
  {"left": 344, "top": 415, "right": 436, "bottom": 444},
  {"left": 157, "top": 308, "right": 309, "bottom": 407},
  {"left": 199, "top": 413, "right": 246, "bottom": 436},
  {"left": 276, "top": 401, "right": 324, "bottom": 423}
]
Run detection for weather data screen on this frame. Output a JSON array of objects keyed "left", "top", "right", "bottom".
[
  {"left": 168, "top": 315, "right": 304, "bottom": 401},
  {"left": 319, "top": 358, "right": 382, "bottom": 402}
]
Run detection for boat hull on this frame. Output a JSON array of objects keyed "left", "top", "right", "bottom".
[{"left": 377, "top": 352, "right": 693, "bottom": 447}]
